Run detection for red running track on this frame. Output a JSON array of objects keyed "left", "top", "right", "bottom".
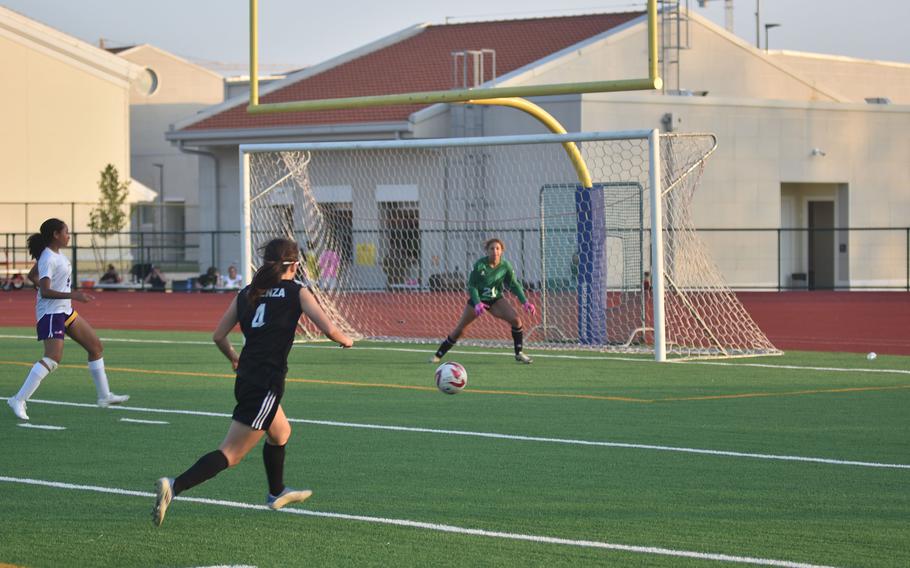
[
  {"left": 737, "top": 291, "right": 910, "bottom": 356},
  {"left": 1, "top": 289, "right": 908, "bottom": 355}
]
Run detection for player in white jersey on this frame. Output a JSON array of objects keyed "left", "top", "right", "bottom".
[{"left": 6, "top": 218, "right": 129, "bottom": 421}]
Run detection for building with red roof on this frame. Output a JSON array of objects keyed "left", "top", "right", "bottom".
[{"left": 166, "top": 10, "right": 910, "bottom": 291}]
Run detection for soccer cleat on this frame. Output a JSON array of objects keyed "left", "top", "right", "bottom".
[
  {"left": 515, "top": 352, "right": 532, "bottom": 364},
  {"left": 152, "top": 477, "right": 174, "bottom": 527},
  {"left": 97, "top": 393, "right": 130, "bottom": 407},
  {"left": 429, "top": 355, "right": 441, "bottom": 364},
  {"left": 7, "top": 398, "right": 29, "bottom": 421},
  {"left": 267, "top": 487, "right": 313, "bottom": 510}
]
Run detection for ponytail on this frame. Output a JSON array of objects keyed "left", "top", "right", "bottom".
[
  {"left": 246, "top": 238, "right": 300, "bottom": 307},
  {"left": 247, "top": 262, "right": 287, "bottom": 305},
  {"left": 27, "top": 218, "right": 66, "bottom": 260}
]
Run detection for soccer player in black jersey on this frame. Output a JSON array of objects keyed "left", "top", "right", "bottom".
[
  {"left": 153, "top": 238, "right": 353, "bottom": 526},
  {"left": 432, "top": 238, "right": 536, "bottom": 364}
]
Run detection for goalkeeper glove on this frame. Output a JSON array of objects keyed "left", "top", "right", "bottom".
[
  {"left": 474, "top": 303, "right": 488, "bottom": 317},
  {"left": 523, "top": 302, "right": 537, "bottom": 316}
]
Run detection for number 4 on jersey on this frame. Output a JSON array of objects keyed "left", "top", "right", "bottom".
[{"left": 251, "top": 303, "right": 267, "bottom": 328}]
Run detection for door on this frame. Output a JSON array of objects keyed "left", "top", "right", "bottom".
[{"left": 808, "top": 201, "right": 834, "bottom": 289}]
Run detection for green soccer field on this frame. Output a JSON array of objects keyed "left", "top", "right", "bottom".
[{"left": 1, "top": 326, "right": 909, "bottom": 567}]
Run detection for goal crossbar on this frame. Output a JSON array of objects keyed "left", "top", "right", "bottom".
[{"left": 240, "top": 130, "right": 654, "bottom": 155}]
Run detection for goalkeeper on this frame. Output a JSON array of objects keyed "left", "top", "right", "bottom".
[{"left": 431, "top": 238, "right": 536, "bottom": 364}]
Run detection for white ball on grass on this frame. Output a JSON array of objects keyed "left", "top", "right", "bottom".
[
  {"left": 866, "top": 352, "right": 877, "bottom": 361},
  {"left": 435, "top": 361, "right": 468, "bottom": 394}
]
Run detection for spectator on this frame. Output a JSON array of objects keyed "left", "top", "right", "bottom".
[
  {"left": 145, "top": 265, "right": 167, "bottom": 292},
  {"left": 303, "top": 243, "right": 319, "bottom": 283},
  {"left": 318, "top": 249, "right": 340, "bottom": 290},
  {"left": 4, "top": 273, "right": 26, "bottom": 291},
  {"left": 99, "top": 264, "right": 122, "bottom": 284},
  {"left": 222, "top": 265, "right": 243, "bottom": 289},
  {"left": 196, "top": 266, "right": 221, "bottom": 290}
]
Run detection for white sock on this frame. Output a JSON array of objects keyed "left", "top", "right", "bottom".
[
  {"left": 15, "top": 359, "right": 54, "bottom": 402},
  {"left": 88, "top": 358, "right": 111, "bottom": 399}
]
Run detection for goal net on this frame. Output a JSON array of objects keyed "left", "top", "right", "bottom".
[{"left": 241, "top": 131, "right": 780, "bottom": 360}]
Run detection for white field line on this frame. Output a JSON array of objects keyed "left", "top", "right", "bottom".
[
  {"left": 0, "top": 476, "right": 839, "bottom": 568},
  {"left": 1, "top": 333, "right": 907, "bottom": 375},
  {"left": 4, "top": 397, "right": 908, "bottom": 471},
  {"left": 17, "top": 423, "right": 66, "bottom": 430},
  {"left": 119, "top": 417, "right": 169, "bottom": 425}
]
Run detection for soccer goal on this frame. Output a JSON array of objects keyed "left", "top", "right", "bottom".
[{"left": 240, "top": 130, "right": 780, "bottom": 360}]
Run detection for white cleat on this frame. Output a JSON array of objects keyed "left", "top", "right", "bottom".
[
  {"left": 7, "top": 398, "right": 29, "bottom": 421},
  {"left": 429, "top": 355, "right": 441, "bottom": 364},
  {"left": 98, "top": 393, "right": 130, "bottom": 407},
  {"left": 152, "top": 477, "right": 174, "bottom": 527},
  {"left": 515, "top": 352, "right": 532, "bottom": 364},
  {"left": 267, "top": 487, "right": 313, "bottom": 510}
]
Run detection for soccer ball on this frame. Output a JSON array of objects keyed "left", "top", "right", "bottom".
[{"left": 435, "top": 362, "right": 467, "bottom": 395}]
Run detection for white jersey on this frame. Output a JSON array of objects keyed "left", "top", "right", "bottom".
[{"left": 36, "top": 247, "right": 72, "bottom": 321}]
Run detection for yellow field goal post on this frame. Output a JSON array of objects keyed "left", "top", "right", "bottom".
[{"left": 246, "top": 0, "right": 662, "bottom": 114}]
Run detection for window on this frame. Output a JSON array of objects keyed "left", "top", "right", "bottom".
[
  {"left": 319, "top": 202, "right": 353, "bottom": 261},
  {"left": 379, "top": 201, "right": 420, "bottom": 286}
]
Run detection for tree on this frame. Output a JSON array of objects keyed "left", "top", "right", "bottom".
[
  {"left": 88, "top": 164, "right": 131, "bottom": 274},
  {"left": 89, "top": 164, "right": 130, "bottom": 236}
]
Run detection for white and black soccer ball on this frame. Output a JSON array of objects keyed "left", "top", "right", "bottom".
[{"left": 435, "top": 362, "right": 467, "bottom": 395}]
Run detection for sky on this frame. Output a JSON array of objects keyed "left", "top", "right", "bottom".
[{"left": 3, "top": 0, "right": 908, "bottom": 75}]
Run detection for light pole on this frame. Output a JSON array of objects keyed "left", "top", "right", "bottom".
[
  {"left": 764, "top": 23, "right": 781, "bottom": 52},
  {"left": 755, "top": 0, "right": 761, "bottom": 48}
]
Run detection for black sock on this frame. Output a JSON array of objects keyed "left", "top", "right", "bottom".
[
  {"left": 435, "top": 336, "right": 457, "bottom": 359},
  {"left": 511, "top": 326, "right": 524, "bottom": 355},
  {"left": 173, "top": 450, "right": 229, "bottom": 496},
  {"left": 263, "top": 442, "right": 287, "bottom": 496}
]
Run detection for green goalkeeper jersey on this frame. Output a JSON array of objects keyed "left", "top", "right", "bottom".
[{"left": 467, "top": 257, "right": 528, "bottom": 307}]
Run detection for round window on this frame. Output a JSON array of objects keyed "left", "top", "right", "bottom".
[{"left": 135, "top": 68, "right": 159, "bottom": 96}]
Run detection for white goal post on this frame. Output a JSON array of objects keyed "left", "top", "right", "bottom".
[{"left": 239, "top": 130, "right": 780, "bottom": 361}]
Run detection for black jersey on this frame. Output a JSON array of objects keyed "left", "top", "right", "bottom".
[{"left": 235, "top": 279, "right": 304, "bottom": 384}]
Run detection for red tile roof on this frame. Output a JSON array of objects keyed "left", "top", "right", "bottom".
[{"left": 184, "top": 12, "right": 644, "bottom": 132}]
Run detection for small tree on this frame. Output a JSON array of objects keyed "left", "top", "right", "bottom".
[{"left": 88, "top": 164, "right": 131, "bottom": 274}]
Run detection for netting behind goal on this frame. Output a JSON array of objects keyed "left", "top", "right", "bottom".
[{"left": 242, "top": 132, "right": 780, "bottom": 359}]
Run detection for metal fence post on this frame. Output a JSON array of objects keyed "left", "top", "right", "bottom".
[
  {"left": 71, "top": 232, "right": 79, "bottom": 288},
  {"left": 139, "top": 232, "right": 146, "bottom": 290},
  {"left": 776, "top": 228, "right": 781, "bottom": 292}
]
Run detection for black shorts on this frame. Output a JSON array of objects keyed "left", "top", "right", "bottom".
[
  {"left": 232, "top": 378, "right": 284, "bottom": 431},
  {"left": 467, "top": 298, "right": 500, "bottom": 308}
]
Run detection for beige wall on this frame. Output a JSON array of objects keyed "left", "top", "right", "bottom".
[
  {"left": 581, "top": 95, "right": 910, "bottom": 288},
  {"left": 502, "top": 17, "right": 838, "bottom": 103},
  {"left": 770, "top": 52, "right": 910, "bottom": 104},
  {"left": 116, "top": 45, "right": 225, "bottom": 237},
  {"left": 0, "top": 34, "right": 132, "bottom": 236}
]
